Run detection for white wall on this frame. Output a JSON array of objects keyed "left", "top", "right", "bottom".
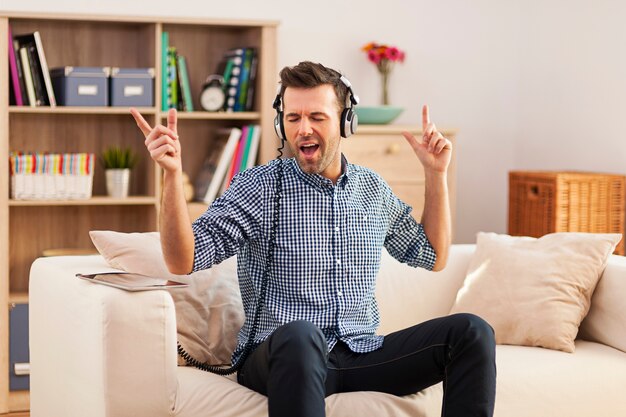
[{"left": 3, "top": 0, "right": 624, "bottom": 243}]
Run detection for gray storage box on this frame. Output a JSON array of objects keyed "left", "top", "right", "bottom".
[
  {"left": 50, "top": 66, "right": 110, "bottom": 106},
  {"left": 110, "top": 67, "right": 154, "bottom": 107},
  {"left": 9, "top": 303, "right": 29, "bottom": 391}
]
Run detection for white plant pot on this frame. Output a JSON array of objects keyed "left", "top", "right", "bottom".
[{"left": 105, "top": 168, "right": 131, "bottom": 198}]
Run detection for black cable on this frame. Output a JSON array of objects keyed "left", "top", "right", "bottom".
[{"left": 178, "top": 146, "right": 285, "bottom": 375}]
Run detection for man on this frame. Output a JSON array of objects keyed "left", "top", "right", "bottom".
[{"left": 131, "top": 61, "right": 496, "bottom": 417}]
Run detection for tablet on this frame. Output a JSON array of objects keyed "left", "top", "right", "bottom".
[{"left": 76, "top": 272, "right": 189, "bottom": 291}]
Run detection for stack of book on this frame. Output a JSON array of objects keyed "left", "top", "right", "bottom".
[
  {"left": 8, "top": 28, "right": 57, "bottom": 107},
  {"left": 217, "top": 47, "right": 258, "bottom": 112},
  {"left": 194, "top": 124, "right": 261, "bottom": 204},
  {"left": 161, "top": 31, "right": 193, "bottom": 111},
  {"left": 10, "top": 152, "right": 95, "bottom": 200}
]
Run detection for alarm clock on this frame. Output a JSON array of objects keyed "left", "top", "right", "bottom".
[{"left": 200, "top": 75, "right": 225, "bottom": 111}]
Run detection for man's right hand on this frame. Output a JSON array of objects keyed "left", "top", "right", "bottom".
[{"left": 130, "top": 108, "right": 182, "bottom": 173}]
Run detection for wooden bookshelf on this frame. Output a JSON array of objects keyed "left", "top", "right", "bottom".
[{"left": 0, "top": 12, "right": 278, "bottom": 413}]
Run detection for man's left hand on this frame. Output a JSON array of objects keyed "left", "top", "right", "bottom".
[{"left": 402, "top": 105, "right": 452, "bottom": 174}]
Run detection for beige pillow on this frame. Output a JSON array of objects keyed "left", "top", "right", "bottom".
[
  {"left": 89, "top": 230, "right": 244, "bottom": 366},
  {"left": 450, "top": 232, "right": 621, "bottom": 353}
]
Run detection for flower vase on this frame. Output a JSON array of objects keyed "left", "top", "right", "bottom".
[{"left": 381, "top": 70, "right": 390, "bottom": 106}]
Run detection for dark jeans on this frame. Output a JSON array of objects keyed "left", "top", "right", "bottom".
[{"left": 237, "top": 313, "right": 496, "bottom": 417}]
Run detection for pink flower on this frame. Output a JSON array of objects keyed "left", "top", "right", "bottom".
[
  {"left": 367, "top": 49, "right": 381, "bottom": 64},
  {"left": 385, "top": 47, "right": 400, "bottom": 61},
  {"left": 361, "top": 42, "right": 405, "bottom": 66}
]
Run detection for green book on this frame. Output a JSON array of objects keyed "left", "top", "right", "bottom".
[
  {"left": 177, "top": 55, "right": 194, "bottom": 111},
  {"left": 239, "top": 125, "right": 255, "bottom": 173},
  {"left": 161, "top": 31, "right": 169, "bottom": 111}
]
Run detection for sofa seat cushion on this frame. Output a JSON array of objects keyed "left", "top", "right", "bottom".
[
  {"left": 172, "top": 340, "right": 626, "bottom": 417},
  {"left": 495, "top": 340, "right": 626, "bottom": 417},
  {"left": 173, "top": 364, "right": 444, "bottom": 417}
]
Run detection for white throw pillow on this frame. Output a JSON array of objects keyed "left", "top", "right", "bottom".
[{"left": 450, "top": 232, "right": 621, "bottom": 352}]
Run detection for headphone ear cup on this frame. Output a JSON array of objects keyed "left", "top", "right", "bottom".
[
  {"left": 274, "top": 111, "right": 286, "bottom": 141},
  {"left": 340, "top": 108, "right": 357, "bottom": 138}
]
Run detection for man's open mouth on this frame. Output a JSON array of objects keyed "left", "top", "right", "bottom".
[{"left": 300, "top": 143, "right": 320, "bottom": 156}]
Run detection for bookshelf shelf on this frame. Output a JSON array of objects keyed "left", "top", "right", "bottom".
[
  {"left": 9, "top": 196, "right": 158, "bottom": 206},
  {"left": 166, "top": 111, "right": 261, "bottom": 120},
  {"left": 8, "top": 292, "right": 29, "bottom": 304},
  {"left": 0, "top": 12, "right": 277, "bottom": 414},
  {"left": 9, "top": 106, "right": 157, "bottom": 115}
]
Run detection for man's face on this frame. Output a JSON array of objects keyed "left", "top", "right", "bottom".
[{"left": 283, "top": 84, "right": 343, "bottom": 182}]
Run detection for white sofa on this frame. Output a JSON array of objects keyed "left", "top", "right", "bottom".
[{"left": 29, "top": 244, "right": 626, "bottom": 417}]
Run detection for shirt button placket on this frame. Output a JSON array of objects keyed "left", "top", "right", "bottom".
[{"left": 332, "top": 189, "right": 344, "bottom": 319}]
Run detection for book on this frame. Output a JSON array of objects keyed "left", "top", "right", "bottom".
[
  {"left": 25, "top": 43, "right": 45, "bottom": 106},
  {"left": 223, "top": 48, "right": 245, "bottom": 112},
  {"left": 8, "top": 27, "right": 23, "bottom": 106},
  {"left": 177, "top": 55, "right": 194, "bottom": 111},
  {"left": 222, "top": 126, "right": 248, "bottom": 193},
  {"left": 245, "top": 50, "right": 259, "bottom": 111},
  {"left": 194, "top": 131, "right": 230, "bottom": 201},
  {"left": 232, "top": 125, "right": 249, "bottom": 175},
  {"left": 76, "top": 272, "right": 188, "bottom": 292},
  {"left": 14, "top": 32, "right": 56, "bottom": 107},
  {"left": 220, "top": 57, "right": 235, "bottom": 94},
  {"left": 167, "top": 47, "right": 179, "bottom": 109},
  {"left": 18, "top": 47, "right": 36, "bottom": 107},
  {"left": 9, "top": 71, "right": 15, "bottom": 106},
  {"left": 161, "top": 31, "right": 169, "bottom": 110},
  {"left": 235, "top": 48, "right": 254, "bottom": 111},
  {"left": 32, "top": 31, "right": 56, "bottom": 107},
  {"left": 244, "top": 125, "right": 262, "bottom": 170},
  {"left": 238, "top": 125, "right": 254, "bottom": 174},
  {"left": 13, "top": 40, "right": 29, "bottom": 106},
  {"left": 196, "top": 128, "right": 242, "bottom": 204}
]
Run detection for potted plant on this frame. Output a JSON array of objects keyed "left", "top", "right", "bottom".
[{"left": 101, "top": 146, "right": 139, "bottom": 198}]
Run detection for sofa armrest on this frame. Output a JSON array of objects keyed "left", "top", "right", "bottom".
[
  {"left": 579, "top": 254, "right": 626, "bottom": 353},
  {"left": 29, "top": 255, "right": 178, "bottom": 417}
]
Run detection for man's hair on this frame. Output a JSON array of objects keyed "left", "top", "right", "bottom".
[{"left": 278, "top": 61, "right": 348, "bottom": 114}]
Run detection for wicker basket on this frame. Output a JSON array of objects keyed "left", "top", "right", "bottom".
[{"left": 508, "top": 171, "right": 625, "bottom": 255}]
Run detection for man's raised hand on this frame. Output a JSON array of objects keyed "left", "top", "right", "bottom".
[
  {"left": 130, "top": 108, "right": 182, "bottom": 173},
  {"left": 402, "top": 105, "right": 452, "bottom": 174}
]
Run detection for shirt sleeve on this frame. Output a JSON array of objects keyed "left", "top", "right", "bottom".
[
  {"left": 382, "top": 184, "right": 437, "bottom": 270},
  {"left": 191, "top": 171, "right": 263, "bottom": 272}
]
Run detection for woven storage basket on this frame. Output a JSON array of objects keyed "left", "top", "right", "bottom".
[{"left": 508, "top": 171, "right": 625, "bottom": 255}]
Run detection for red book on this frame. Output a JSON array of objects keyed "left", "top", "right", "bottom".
[{"left": 224, "top": 125, "right": 248, "bottom": 188}]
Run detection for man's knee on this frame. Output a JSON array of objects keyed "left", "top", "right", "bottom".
[
  {"left": 270, "top": 320, "right": 327, "bottom": 361},
  {"left": 449, "top": 313, "right": 496, "bottom": 354}
]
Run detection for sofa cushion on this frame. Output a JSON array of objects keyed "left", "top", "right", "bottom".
[
  {"left": 89, "top": 230, "right": 244, "bottom": 366},
  {"left": 450, "top": 232, "right": 620, "bottom": 352},
  {"left": 173, "top": 367, "right": 444, "bottom": 417},
  {"left": 494, "top": 341, "right": 626, "bottom": 417},
  {"left": 171, "top": 341, "right": 626, "bottom": 417}
]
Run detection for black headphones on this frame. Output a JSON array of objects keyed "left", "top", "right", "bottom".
[{"left": 272, "top": 75, "right": 359, "bottom": 141}]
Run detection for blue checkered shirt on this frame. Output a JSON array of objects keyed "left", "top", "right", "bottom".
[{"left": 192, "top": 157, "right": 436, "bottom": 365}]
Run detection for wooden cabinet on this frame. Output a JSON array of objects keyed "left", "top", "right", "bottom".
[
  {"left": 341, "top": 125, "right": 457, "bottom": 231},
  {"left": 0, "top": 12, "right": 277, "bottom": 414}
]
